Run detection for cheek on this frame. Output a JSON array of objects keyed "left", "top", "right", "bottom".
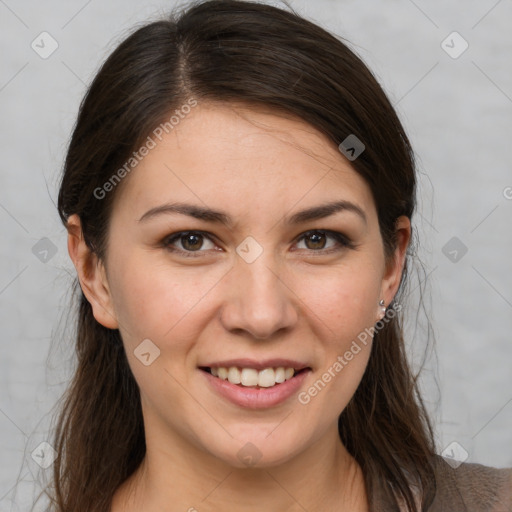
[
  {"left": 110, "top": 266, "right": 173, "bottom": 341},
  {"left": 294, "top": 261, "right": 380, "bottom": 411},
  {"left": 109, "top": 254, "right": 225, "bottom": 346},
  {"left": 299, "top": 259, "right": 381, "bottom": 335}
]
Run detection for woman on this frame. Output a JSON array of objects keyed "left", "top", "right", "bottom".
[{"left": 43, "top": 0, "right": 511, "bottom": 510}]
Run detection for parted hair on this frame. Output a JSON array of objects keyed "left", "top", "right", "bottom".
[{"left": 39, "top": 1, "right": 437, "bottom": 510}]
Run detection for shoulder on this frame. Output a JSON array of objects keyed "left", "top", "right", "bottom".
[{"left": 428, "top": 454, "right": 512, "bottom": 511}]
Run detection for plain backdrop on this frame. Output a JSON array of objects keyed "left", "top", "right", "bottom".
[{"left": 1, "top": 0, "right": 511, "bottom": 509}]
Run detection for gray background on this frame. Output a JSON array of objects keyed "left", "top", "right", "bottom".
[{"left": 1, "top": 0, "right": 511, "bottom": 509}]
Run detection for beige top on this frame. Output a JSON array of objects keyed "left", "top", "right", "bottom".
[
  {"left": 372, "top": 455, "right": 512, "bottom": 511},
  {"left": 428, "top": 457, "right": 512, "bottom": 512}
]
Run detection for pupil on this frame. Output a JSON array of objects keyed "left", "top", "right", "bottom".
[
  {"left": 307, "top": 232, "right": 325, "bottom": 250},
  {"left": 183, "top": 234, "right": 202, "bottom": 251}
]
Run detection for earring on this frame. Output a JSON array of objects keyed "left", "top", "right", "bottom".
[{"left": 378, "top": 299, "right": 386, "bottom": 319}]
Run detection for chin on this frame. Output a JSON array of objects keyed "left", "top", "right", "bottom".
[{"left": 201, "top": 425, "right": 309, "bottom": 469}]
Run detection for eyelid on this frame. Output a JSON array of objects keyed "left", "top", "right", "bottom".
[
  {"left": 162, "top": 229, "right": 355, "bottom": 257},
  {"left": 162, "top": 230, "right": 218, "bottom": 257},
  {"left": 293, "top": 230, "right": 355, "bottom": 252}
]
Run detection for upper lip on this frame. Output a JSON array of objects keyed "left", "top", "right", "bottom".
[{"left": 200, "top": 358, "right": 311, "bottom": 371}]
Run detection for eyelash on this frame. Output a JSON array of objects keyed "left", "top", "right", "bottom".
[{"left": 162, "top": 230, "right": 355, "bottom": 258}]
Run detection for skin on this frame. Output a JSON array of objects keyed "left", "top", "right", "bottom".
[{"left": 67, "top": 101, "right": 411, "bottom": 512}]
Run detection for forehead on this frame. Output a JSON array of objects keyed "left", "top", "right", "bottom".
[{"left": 112, "top": 102, "right": 376, "bottom": 223}]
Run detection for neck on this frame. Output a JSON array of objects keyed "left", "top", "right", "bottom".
[{"left": 112, "top": 419, "right": 369, "bottom": 512}]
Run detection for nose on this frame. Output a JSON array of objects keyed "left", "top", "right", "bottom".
[{"left": 219, "top": 253, "right": 298, "bottom": 340}]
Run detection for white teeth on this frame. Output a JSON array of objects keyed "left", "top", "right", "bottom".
[
  {"left": 275, "top": 367, "right": 285, "bottom": 383},
  {"left": 228, "top": 366, "right": 241, "bottom": 384},
  {"left": 240, "top": 368, "right": 259, "bottom": 386},
  {"left": 209, "top": 366, "right": 300, "bottom": 387},
  {"left": 284, "top": 367, "right": 294, "bottom": 380},
  {"left": 258, "top": 368, "right": 276, "bottom": 388}
]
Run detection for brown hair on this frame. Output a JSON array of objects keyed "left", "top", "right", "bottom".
[{"left": 39, "top": 0, "right": 437, "bottom": 510}]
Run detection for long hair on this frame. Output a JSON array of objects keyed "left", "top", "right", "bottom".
[{"left": 40, "top": 1, "right": 437, "bottom": 510}]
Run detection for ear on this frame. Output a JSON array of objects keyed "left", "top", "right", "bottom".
[
  {"left": 66, "top": 214, "right": 119, "bottom": 329},
  {"left": 379, "top": 215, "right": 411, "bottom": 310}
]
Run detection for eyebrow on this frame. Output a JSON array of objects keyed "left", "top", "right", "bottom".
[{"left": 137, "top": 199, "right": 367, "bottom": 227}]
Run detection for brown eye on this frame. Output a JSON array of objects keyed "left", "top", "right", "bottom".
[
  {"left": 163, "top": 231, "right": 217, "bottom": 257},
  {"left": 303, "top": 231, "right": 327, "bottom": 250},
  {"left": 295, "top": 230, "right": 353, "bottom": 253},
  {"left": 180, "top": 233, "right": 204, "bottom": 251}
]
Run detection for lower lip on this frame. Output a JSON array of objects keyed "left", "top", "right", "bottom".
[{"left": 201, "top": 369, "right": 311, "bottom": 409}]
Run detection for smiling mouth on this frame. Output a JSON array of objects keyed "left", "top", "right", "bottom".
[{"left": 199, "top": 366, "right": 310, "bottom": 388}]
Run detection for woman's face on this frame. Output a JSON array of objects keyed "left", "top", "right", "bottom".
[{"left": 70, "top": 102, "right": 409, "bottom": 469}]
